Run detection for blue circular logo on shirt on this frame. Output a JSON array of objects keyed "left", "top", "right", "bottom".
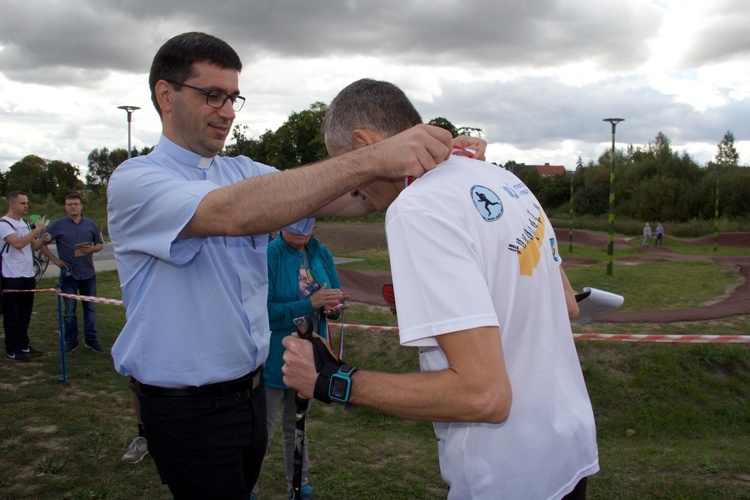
[{"left": 470, "top": 185, "right": 504, "bottom": 221}]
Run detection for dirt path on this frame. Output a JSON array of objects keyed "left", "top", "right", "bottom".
[
  {"left": 553, "top": 229, "right": 750, "bottom": 322},
  {"left": 316, "top": 222, "right": 750, "bottom": 323}
]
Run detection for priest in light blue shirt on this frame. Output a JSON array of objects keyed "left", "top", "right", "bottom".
[
  {"left": 109, "top": 135, "right": 315, "bottom": 387},
  {"left": 105, "top": 31, "right": 471, "bottom": 499}
]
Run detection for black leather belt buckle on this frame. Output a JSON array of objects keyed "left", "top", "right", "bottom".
[{"left": 136, "top": 366, "right": 263, "bottom": 398}]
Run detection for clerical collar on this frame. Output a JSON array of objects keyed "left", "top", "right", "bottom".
[
  {"left": 157, "top": 135, "right": 216, "bottom": 170},
  {"left": 197, "top": 157, "right": 213, "bottom": 169}
]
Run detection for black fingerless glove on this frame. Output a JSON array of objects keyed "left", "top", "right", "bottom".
[{"left": 310, "top": 337, "right": 343, "bottom": 404}]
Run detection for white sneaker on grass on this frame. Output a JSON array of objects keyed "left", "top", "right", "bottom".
[{"left": 122, "top": 436, "right": 148, "bottom": 464}]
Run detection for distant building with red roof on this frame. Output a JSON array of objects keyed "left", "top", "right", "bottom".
[
  {"left": 535, "top": 163, "right": 566, "bottom": 178},
  {"left": 505, "top": 162, "right": 567, "bottom": 177}
]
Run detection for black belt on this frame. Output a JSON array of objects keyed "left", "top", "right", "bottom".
[{"left": 135, "top": 366, "right": 263, "bottom": 398}]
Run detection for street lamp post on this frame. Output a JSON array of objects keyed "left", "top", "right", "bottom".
[
  {"left": 603, "top": 118, "right": 624, "bottom": 276},
  {"left": 117, "top": 105, "right": 140, "bottom": 159}
]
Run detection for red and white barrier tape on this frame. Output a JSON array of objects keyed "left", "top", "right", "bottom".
[
  {"left": 55, "top": 291, "right": 123, "bottom": 306},
  {"left": 2, "top": 297, "right": 746, "bottom": 344},
  {"left": 330, "top": 323, "right": 400, "bottom": 332},
  {"left": 573, "top": 333, "right": 750, "bottom": 343},
  {"left": 330, "top": 323, "right": 750, "bottom": 344},
  {"left": 2, "top": 288, "right": 124, "bottom": 306}
]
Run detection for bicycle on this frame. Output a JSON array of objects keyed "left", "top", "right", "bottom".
[{"left": 33, "top": 249, "right": 50, "bottom": 283}]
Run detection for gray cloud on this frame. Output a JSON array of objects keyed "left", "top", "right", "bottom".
[
  {"left": 680, "top": 0, "right": 750, "bottom": 67},
  {"left": 0, "top": 0, "right": 747, "bottom": 172},
  {"left": 197, "top": 0, "right": 663, "bottom": 71},
  {"left": 0, "top": 1, "right": 161, "bottom": 84},
  {"left": 1, "top": 0, "right": 663, "bottom": 85},
  {"left": 420, "top": 75, "right": 748, "bottom": 164}
]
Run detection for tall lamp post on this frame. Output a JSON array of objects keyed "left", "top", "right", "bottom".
[
  {"left": 117, "top": 105, "right": 140, "bottom": 159},
  {"left": 603, "top": 118, "right": 624, "bottom": 276}
]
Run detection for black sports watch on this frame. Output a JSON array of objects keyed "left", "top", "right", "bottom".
[{"left": 329, "top": 364, "right": 357, "bottom": 404}]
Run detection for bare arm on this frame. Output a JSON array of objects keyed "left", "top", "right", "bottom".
[
  {"left": 30, "top": 233, "right": 50, "bottom": 251},
  {"left": 38, "top": 243, "right": 66, "bottom": 268},
  {"left": 282, "top": 326, "right": 512, "bottom": 424},
  {"left": 560, "top": 267, "right": 579, "bottom": 319},
  {"left": 315, "top": 192, "right": 373, "bottom": 218},
  {"left": 180, "top": 124, "right": 452, "bottom": 237},
  {"left": 296, "top": 135, "right": 490, "bottom": 219},
  {"left": 5, "top": 218, "right": 48, "bottom": 251}
]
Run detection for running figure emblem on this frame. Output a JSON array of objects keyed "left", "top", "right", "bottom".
[{"left": 470, "top": 185, "right": 504, "bottom": 221}]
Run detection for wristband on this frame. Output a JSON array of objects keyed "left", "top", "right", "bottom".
[
  {"left": 313, "top": 363, "right": 339, "bottom": 404},
  {"left": 310, "top": 337, "right": 342, "bottom": 404}
]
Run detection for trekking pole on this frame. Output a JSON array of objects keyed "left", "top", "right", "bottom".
[{"left": 291, "top": 315, "right": 314, "bottom": 500}]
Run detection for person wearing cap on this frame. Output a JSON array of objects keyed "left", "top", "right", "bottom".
[{"left": 253, "top": 221, "right": 347, "bottom": 499}]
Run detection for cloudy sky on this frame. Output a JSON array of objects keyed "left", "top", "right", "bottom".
[{"left": 1, "top": 0, "right": 749, "bottom": 175}]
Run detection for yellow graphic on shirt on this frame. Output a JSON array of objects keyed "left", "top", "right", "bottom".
[{"left": 516, "top": 209, "right": 545, "bottom": 277}]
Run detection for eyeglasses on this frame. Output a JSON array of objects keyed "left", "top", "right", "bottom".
[
  {"left": 167, "top": 80, "right": 245, "bottom": 112},
  {"left": 65, "top": 203, "right": 81, "bottom": 207}
]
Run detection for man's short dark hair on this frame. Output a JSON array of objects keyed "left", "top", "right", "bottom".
[
  {"left": 322, "top": 79, "right": 423, "bottom": 154},
  {"left": 149, "top": 32, "right": 243, "bottom": 116},
  {"left": 65, "top": 192, "right": 82, "bottom": 202},
  {"left": 7, "top": 191, "right": 27, "bottom": 203}
]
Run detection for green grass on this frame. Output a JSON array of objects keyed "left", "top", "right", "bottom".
[
  {"left": 645, "top": 239, "right": 750, "bottom": 257},
  {"left": 337, "top": 250, "right": 391, "bottom": 271},
  {"left": 2, "top": 232, "right": 750, "bottom": 498},
  {"left": 564, "top": 260, "right": 741, "bottom": 311},
  {"left": 549, "top": 216, "right": 750, "bottom": 239},
  {"left": 563, "top": 242, "right": 642, "bottom": 261}
]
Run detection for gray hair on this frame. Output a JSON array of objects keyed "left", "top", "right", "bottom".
[{"left": 322, "top": 79, "right": 423, "bottom": 153}]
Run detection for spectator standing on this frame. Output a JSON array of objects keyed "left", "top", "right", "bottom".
[
  {"left": 253, "top": 223, "right": 347, "bottom": 499},
  {"left": 41, "top": 193, "right": 104, "bottom": 353},
  {"left": 654, "top": 222, "right": 664, "bottom": 246},
  {"left": 1, "top": 191, "right": 50, "bottom": 361},
  {"left": 642, "top": 222, "right": 652, "bottom": 247}
]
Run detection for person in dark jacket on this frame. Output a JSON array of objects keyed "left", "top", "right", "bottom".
[{"left": 254, "top": 221, "right": 348, "bottom": 499}]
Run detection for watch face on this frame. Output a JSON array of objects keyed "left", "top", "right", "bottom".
[{"left": 330, "top": 376, "right": 349, "bottom": 400}]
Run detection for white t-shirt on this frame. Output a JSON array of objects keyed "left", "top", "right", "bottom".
[
  {"left": 0, "top": 216, "right": 34, "bottom": 278},
  {"left": 386, "top": 155, "right": 599, "bottom": 499}
]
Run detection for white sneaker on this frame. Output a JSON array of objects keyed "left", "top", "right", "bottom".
[{"left": 122, "top": 436, "right": 149, "bottom": 464}]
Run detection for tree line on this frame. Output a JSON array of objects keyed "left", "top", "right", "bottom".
[
  {"left": 517, "top": 130, "right": 749, "bottom": 222},
  {"left": 1, "top": 101, "right": 747, "bottom": 229}
]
